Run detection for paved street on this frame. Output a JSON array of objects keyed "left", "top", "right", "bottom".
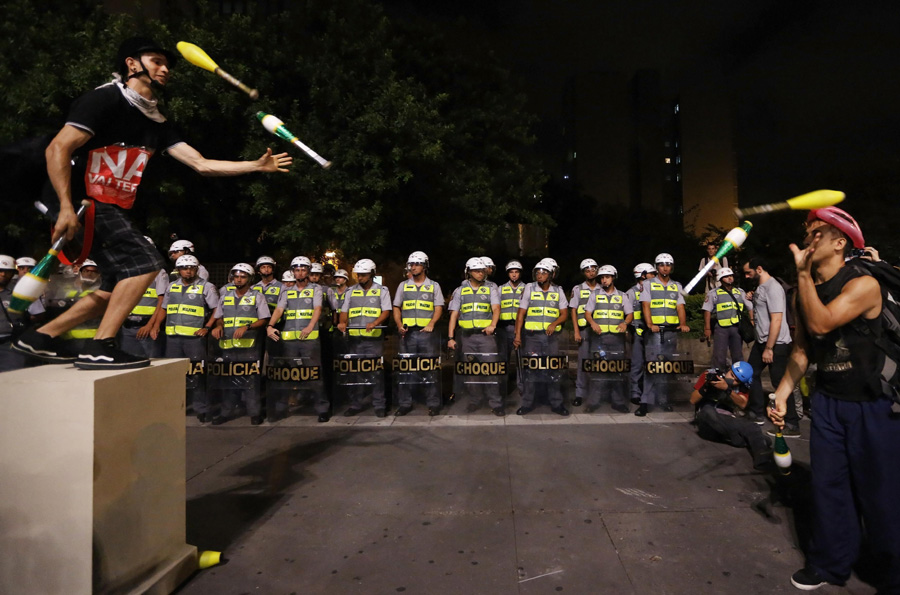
[{"left": 177, "top": 402, "right": 875, "bottom": 595}]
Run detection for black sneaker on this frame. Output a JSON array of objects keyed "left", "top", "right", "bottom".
[
  {"left": 634, "top": 404, "right": 648, "bottom": 417},
  {"left": 74, "top": 338, "right": 150, "bottom": 370},
  {"left": 790, "top": 567, "right": 830, "bottom": 590},
  {"left": 492, "top": 406, "right": 505, "bottom": 417},
  {"left": 395, "top": 405, "right": 413, "bottom": 417},
  {"left": 572, "top": 397, "right": 583, "bottom": 407},
  {"left": 11, "top": 328, "right": 78, "bottom": 363}
]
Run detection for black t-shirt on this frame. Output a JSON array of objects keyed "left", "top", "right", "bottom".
[{"left": 66, "top": 83, "right": 182, "bottom": 209}]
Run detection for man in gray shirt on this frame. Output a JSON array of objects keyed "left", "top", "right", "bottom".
[{"left": 742, "top": 257, "right": 799, "bottom": 435}]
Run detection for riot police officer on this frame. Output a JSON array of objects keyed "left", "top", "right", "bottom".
[
  {"left": 637, "top": 253, "right": 690, "bottom": 416},
  {"left": 583, "top": 265, "right": 633, "bottom": 412},
  {"left": 392, "top": 251, "right": 444, "bottom": 415},
  {"left": 338, "top": 259, "right": 392, "bottom": 417},
  {"left": 571, "top": 258, "right": 599, "bottom": 407},
  {"left": 514, "top": 258, "right": 569, "bottom": 416}
]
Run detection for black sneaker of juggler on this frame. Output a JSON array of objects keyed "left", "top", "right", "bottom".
[
  {"left": 790, "top": 567, "right": 833, "bottom": 590},
  {"left": 74, "top": 338, "right": 150, "bottom": 370},
  {"left": 11, "top": 328, "right": 78, "bottom": 363}
]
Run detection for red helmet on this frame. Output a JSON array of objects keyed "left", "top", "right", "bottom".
[{"left": 807, "top": 207, "right": 864, "bottom": 249}]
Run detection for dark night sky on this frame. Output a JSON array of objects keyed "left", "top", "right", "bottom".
[{"left": 387, "top": 1, "right": 900, "bottom": 219}]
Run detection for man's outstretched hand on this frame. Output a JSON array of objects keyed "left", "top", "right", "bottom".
[{"left": 257, "top": 148, "right": 292, "bottom": 173}]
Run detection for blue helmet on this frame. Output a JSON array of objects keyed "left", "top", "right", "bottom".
[{"left": 731, "top": 361, "right": 753, "bottom": 386}]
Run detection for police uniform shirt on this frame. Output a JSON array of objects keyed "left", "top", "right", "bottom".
[
  {"left": 447, "top": 281, "right": 500, "bottom": 311},
  {"left": 625, "top": 285, "right": 642, "bottom": 327},
  {"left": 153, "top": 269, "right": 169, "bottom": 295},
  {"left": 517, "top": 283, "right": 569, "bottom": 312},
  {"left": 638, "top": 279, "right": 686, "bottom": 306},
  {"left": 161, "top": 277, "right": 219, "bottom": 311},
  {"left": 701, "top": 286, "right": 752, "bottom": 325},
  {"left": 275, "top": 283, "right": 324, "bottom": 310},
  {"left": 584, "top": 288, "right": 633, "bottom": 316},
  {"left": 214, "top": 289, "right": 271, "bottom": 320},
  {"left": 327, "top": 287, "right": 349, "bottom": 311},
  {"left": 392, "top": 277, "right": 445, "bottom": 308},
  {"left": 340, "top": 283, "right": 392, "bottom": 314},
  {"left": 570, "top": 281, "right": 598, "bottom": 325}
]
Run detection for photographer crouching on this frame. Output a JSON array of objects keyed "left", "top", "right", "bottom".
[{"left": 690, "top": 361, "right": 773, "bottom": 471}]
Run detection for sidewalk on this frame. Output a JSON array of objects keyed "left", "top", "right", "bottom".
[{"left": 177, "top": 400, "right": 875, "bottom": 595}]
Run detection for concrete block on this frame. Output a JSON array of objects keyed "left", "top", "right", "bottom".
[{"left": 0, "top": 360, "right": 196, "bottom": 594}]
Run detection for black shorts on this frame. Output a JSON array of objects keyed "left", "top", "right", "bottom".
[{"left": 89, "top": 201, "right": 165, "bottom": 292}]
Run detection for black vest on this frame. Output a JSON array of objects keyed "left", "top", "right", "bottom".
[{"left": 809, "top": 265, "right": 883, "bottom": 401}]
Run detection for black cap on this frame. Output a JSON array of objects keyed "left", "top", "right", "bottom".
[{"left": 116, "top": 36, "right": 177, "bottom": 74}]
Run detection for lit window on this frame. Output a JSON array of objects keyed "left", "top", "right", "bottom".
[
  {"left": 674, "top": 104, "right": 680, "bottom": 113},
  {"left": 573, "top": 152, "right": 577, "bottom": 159},
  {"left": 676, "top": 156, "right": 681, "bottom": 164},
  {"left": 676, "top": 174, "right": 681, "bottom": 182},
  {"left": 665, "top": 158, "right": 671, "bottom": 164},
  {"left": 563, "top": 175, "right": 569, "bottom": 180}
]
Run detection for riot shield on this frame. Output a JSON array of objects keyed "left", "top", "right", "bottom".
[
  {"left": 452, "top": 332, "right": 506, "bottom": 407},
  {"left": 392, "top": 331, "right": 442, "bottom": 407},
  {"left": 332, "top": 329, "right": 386, "bottom": 410},
  {"left": 585, "top": 346, "right": 629, "bottom": 408},
  {"left": 208, "top": 339, "right": 264, "bottom": 392},
  {"left": 519, "top": 336, "right": 569, "bottom": 409},
  {"left": 643, "top": 328, "right": 694, "bottom": 406}
]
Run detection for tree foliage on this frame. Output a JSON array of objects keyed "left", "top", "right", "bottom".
[{"left": 0, "top": 0, "right": 547, "bottom": 274}]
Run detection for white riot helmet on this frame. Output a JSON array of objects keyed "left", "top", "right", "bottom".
[
  {"left": 310, "top": 262, "right": 324, "bottom": 273},
  {"left": 407, "top": 251, "right": 429, "bottom": 268},
  {"left": 533, "top": 257, "right": 559, "bottom": 280},
  {"left": 506, "top": 260, "right": 523, "bottom": 271},
  {"left": 231, "top": 263, "right": 255, "bottom": 276},
  {"left": 465, "top": 257, "right": 486, "bottom": 276},
  {"left": 717, "top": 267, "right": 735, "bottom": 281},
  {"left": 15, "top": 257, "right": 36, "bottom": 268},
  {"left": 0, "top": 255, "right": 15, "bottom": 270},
  {"left": 580, "top": 258, "right": 598, "bottom": 270},
  {"left": 168, "top": 239, "right": 194, "bottom": 253},
  {"left": 334, "top": 269, "right": 349, "bottom": 279},
  {"left": 655, "top": 253, "right": 674, "bottom": 266},
  {"left": 81, "top": 259, "right": 99, "bottom": 269},
  {"left": 353, "top": 259, "right": 377, "bottom": 274},
  {"left": 256, "top": 255, "right": 276, "bottom": 268},
  {"left": 480, "top": 256, "right": 495, "bottom": 268},
  {"left": 291, "top": 256, "right": 311, "bottom": 269},
  {"left": 175, "top": 255, "right": 200, "bottom": 268},
  {"left": 597, "top": 265, "right": 617, "bottom": 278},
  {"left": 281, "top": 270, "right": 295, "bottom": 282},
  {"left": 634, "top": 262, "right": 654, "bottom": 278}
]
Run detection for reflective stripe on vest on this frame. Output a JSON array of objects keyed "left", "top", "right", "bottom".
[
  {"left": 347, "top": 286, "right": 384, "bottom": 337},
  {"left": 282, "top": 287, "right": 319, "bottom": 341},
  {"left": 649, "top": 281, "right": 680, "bottom": 325},
  {"left": 253, "top": 282, "right": 283, "bottom": 312},
  {"left": 60, "top": 288, "right": 99, "bottom": 340},
  {"left": 165, "top": 281, "right": 209, "bottom": 336},
  {"left": 458, "top": 285, "right": 492, "bottom": 329},
  {"left": 632, "top": 287, "right": 643, "bottom": 321},
  {"left": 575, "top": 286, "right": 594, "bottom": 328},
  {"left": 591, "top": 292, "right": 625, "bottom": 333},
  {"left": 131, "top": 285, "right": 158, "bottom": 316},
  {"left": 714, "top": 287, "right": 743, "bottom": 327},
  {"left": 220, "top": 290, "right": 261, "bottom": 348},
  {"left": 524, "top": 289, "right": 562, "bottom": 332},
  {"left": 401, "top": 282, "right": 435, "bottom": 327},
  {"left": 499, "top": 283, "right": 524, "bottom": 321}
]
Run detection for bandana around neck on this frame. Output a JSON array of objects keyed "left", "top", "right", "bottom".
[{"left": 100, "top": 76, "right": 166, "bottom": 123}]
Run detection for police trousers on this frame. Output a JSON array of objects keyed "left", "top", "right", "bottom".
[
  {"left": 396, "top": 330, "right": 441, "bottom": 408},
  {"left": 165, "top": 335, "right": 210, "bottom": 414},
  {"left": 711, "top": 324, "right": 743, "bottom": 370}
]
